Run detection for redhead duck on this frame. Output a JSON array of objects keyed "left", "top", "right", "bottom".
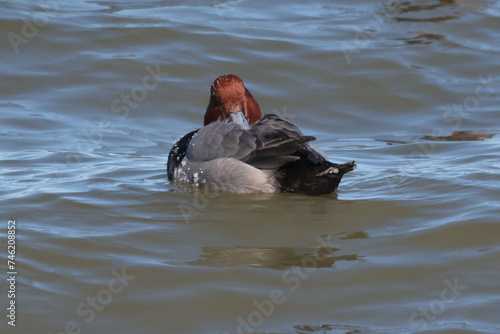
[{"left": 167, "top": 74, "right": 356, "bottom": 195}]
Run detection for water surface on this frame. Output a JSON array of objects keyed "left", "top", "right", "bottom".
[{"left": 1, "top": 0, "right": 500, "bottom": 333}]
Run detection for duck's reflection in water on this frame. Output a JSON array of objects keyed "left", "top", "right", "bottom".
[
  {"left": 189, "top": 243, "right": 362, "bottom": 270},
  {"left": 391, "top": 0, "right": 463, "bottom": 23},
  {"left": 294, "top": 323, "right": 371, "bottom": 333}
]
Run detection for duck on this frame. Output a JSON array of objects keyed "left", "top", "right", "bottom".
[{"left": 167, "top": 74, "right": 356, "bottom": 195}]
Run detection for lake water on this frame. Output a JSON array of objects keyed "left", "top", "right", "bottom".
[{"left": 1, "top": 0, "right": 500, "bottom": 333}]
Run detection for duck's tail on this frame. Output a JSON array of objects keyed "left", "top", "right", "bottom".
[
  {"left": 330, "top": 161, "right": 356, "bottom": 176},
  {"left": 276, "top": 159, "right": 356, "bottom": 196}
]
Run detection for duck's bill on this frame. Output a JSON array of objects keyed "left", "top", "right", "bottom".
[{"left": 227, "top": 109, "right": 250, "bottom": 128}]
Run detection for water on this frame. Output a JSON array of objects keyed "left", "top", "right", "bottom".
[{"left": 1, "top": 0, "right": 500, "bottom": 333}]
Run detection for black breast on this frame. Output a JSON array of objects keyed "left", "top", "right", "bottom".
[{"left": 167, "top": 130, "right": 198, "bottom": 181}]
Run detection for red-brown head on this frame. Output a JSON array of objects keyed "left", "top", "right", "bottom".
[{"left": 204, "top": 74, "right": 261, "bottom": 126}]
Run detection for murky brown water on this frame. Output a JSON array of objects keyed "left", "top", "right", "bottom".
[{"left": 1, "top": 1, "right": 500, "bottom": 333}]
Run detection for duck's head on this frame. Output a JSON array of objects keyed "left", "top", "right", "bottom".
[{"left": 204, "top": 74, "right": 261, "bottom": 126}]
